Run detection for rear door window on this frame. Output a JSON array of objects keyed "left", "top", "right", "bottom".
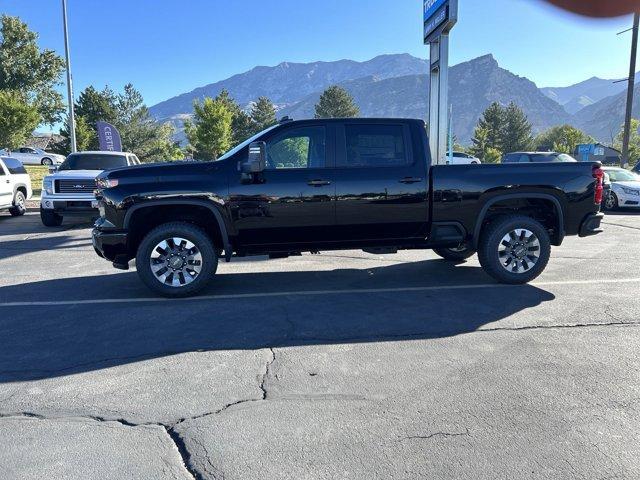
[
  {"left": 341, "top": 124, "right": 408, "bottom": 167},
  {"left": 2, "top": 158, "right": 27, "bottom": 174}
]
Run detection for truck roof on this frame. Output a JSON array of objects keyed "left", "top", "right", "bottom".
[{"left": 70, "top": 151, "right": 134, "bottom": 155}]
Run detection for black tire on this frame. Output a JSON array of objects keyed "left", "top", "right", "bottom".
[
  {"left": 41, "top": 157, "right": 53, "bottom": 166},
  {"left": 603, "top": 192, "right": 618, "bottom": 211},
  {"left": 9, "top": 191, "right": 26, "bottom": 216},
  {"left": 478, "top": 215, "right": 551, "bottom": 284},
  {"left": 40, "top": 208, "right": 63, "bottom": 227},
  {"left": 433, "top": 246, "right": 476, "bottom": 261},
  {"left": 136, "top": 222, "right": 218, "bottom": 298}
]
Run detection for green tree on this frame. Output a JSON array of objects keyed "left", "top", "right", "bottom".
[
  {"left": 184, "top": 97, "right": 232, "bottom": 160},
  {"left": 251, "top": 96, "right": 278, "bottom": 131},
  {"left": 614, "top": 118, "right": 640, "bottom": 166},
  {"left": 0, "top": 90, "right": 39, "bottom": 149},
  {"left": 470, "top": 102, "right": 505, "bottom": 160},
  {"left": 0, "top": 15, "right": 65, "bottom": 125},
  {"left": 58, "top": 86, "right": 118, "bottom": 151},
  {"left": 535, "top": 125, "right": 593, "bottom": 154},
  {"left": 314, "top": 85, "right": 360, "bottom": 118},
  {"left": 114, "top": 83, "right": 180, "bottom": 161},
  {"left": 501, "top": 102, "right": 533, "bottom": 153},
  {"left": 216, "top": 89, "right": 257, "bottom": 146},
  {"left": 55, "top": 84, "right": 181, "bottom": 160}
]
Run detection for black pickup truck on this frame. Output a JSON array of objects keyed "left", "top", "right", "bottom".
[{"left": 93, "top": 118, "right": 604, "bottom": 297}]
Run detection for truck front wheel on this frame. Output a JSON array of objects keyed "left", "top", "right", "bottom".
[
  {"left": 40, "top": 208, "right": 63, "bottom": 226},
  {"left": 136, "top": 222, "right": 218, "bottom": 298},
  {"left": 433, "top": 246, "right": 476, "bottom": 261},
  {"left": 478, "top": 215, "right": 551, "bottom": 284}
]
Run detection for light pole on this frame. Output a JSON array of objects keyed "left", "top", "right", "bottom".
[
  {"left": 621, "top": 13, "right": 639, "bottom": 169},
  {"left": 62, "top": 0, "right": 76, "bottom": 153}
]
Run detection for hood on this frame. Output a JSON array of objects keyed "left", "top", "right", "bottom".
[
  {"left": 612, "top": 180, "right": 640, "bottom": 190},
  {"left": 100, "top": 161, "right": 217, "bottom": 179},
  {"left": 52, "top": 169, "right": 103, "bottom": 179}
]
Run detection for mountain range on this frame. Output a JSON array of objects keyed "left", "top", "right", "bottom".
[{"left": 149, "top": 53, "right": 632, "bottom": 145}]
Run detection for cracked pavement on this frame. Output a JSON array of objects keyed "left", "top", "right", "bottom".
[{"left": 0, "top": 211, "right": 639, "bottom": 479}]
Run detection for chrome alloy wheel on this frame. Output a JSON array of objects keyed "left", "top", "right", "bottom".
[
  {"left": 150, "top": 237, "right": 203, "bottom": 287},
  {"left": 497, "top": 228, "right": 541, "bottom": 274}
]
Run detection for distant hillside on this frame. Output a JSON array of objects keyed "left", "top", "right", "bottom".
[
  {"left": 541, "top": 76, "right": 629, "bottom": 115},
  {"left": 280, "top": 55, "right": 571, "bottom": 143},
  {"left": 574, "top": 83, "right": 639, "bottom": 142},
  {"left": 149, "top": 54, "right": 428, "bottom": 120},
  {"left": 149, "top": 52, "right": 625, "bottom": 145}
]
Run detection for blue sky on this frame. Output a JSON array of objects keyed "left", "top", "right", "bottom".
[{"left": 1, "top": 0, "right": 635, "bottom": 110}]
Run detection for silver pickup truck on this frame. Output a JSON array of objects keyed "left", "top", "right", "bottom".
[{"left": 41, "top": 151, "right": 140, "bottom": 226}]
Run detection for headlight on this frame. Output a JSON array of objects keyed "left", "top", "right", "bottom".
[
  {"left": 42, "top": 177, "right": 54, "bottom": 195},
  {"left": 621, "top": 187, "right": 640, "bottom": 196},
  {"left": 95, "top": 178, "right": 119, "bottom": 189}
]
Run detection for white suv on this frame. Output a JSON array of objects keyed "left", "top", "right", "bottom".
[
  {"left": 41, "top": 151, "right": 140, "bottom": 226},
  {"left": 0, "top": 147, "right": 65, "bottom": 166},
  {"left": 0, "top": 157, "right": 33, "bottom": 216}
]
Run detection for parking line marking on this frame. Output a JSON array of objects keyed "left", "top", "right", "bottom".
[{"left": 0, "top": 277, "right": 639, "bottom": 308}]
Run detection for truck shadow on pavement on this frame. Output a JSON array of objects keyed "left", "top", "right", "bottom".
[{"left": 0, "top": 260, "right": 555, "bottom": 383}]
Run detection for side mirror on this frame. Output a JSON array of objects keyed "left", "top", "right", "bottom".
[
  {"left": 48, "top": 165, "right": 59, "bottom": 174},
  {"left": 241, "top": 141, "right": 266, "bottom": 174}
]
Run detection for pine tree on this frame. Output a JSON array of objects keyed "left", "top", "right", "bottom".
[
  {"left": 184, "top": 97, "right": 232, "bottom": 160},
  {"left": 470, "top": 102, "right": 505, "bottom": 161},
  {"left": 215, "top": 89, "right": 258, "bottom": 146},
  {"left": 502, "top": 102, "right": 533, "bottom": 153},
  {"left": 251, "top": 96, "right": 277, "bottom": 131},
  {"left": 314, "top": 85, "right": 360, "bottom": 118}
]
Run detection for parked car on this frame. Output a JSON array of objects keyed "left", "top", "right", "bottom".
[
  {"left": 601, "top": 167, "right": 640, "bottom": 210},
  {"left": 92, "top": 118, "right": 604, "bottom": 297},
  {"left": 41, "top": 151, "right": 140, "bottom": 226},
  {"left": 445, "top": 152, "right": 481, "bottom": 165},
  {"left": 0, "top": 156, "right": 32, "bottom": 216},
  {"left": 502, "top": 152, "right": 578, "bottom": 163},
  {"left": 0, "top": 147, "right": 65, "bottom": 166}
]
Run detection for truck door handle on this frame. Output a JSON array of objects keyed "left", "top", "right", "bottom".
[
  {"left": 399, "top": 177, "right": 423, "bottom": 184},
  {"left": 307, "top": 179, "right": 331, "bottom": 187}
]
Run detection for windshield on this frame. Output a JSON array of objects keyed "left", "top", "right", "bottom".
[
  {"left": 217, "top": 125, "right": 279, "bottom": 161},
  {"left": 528, "top": 153, "right": 576, "bottom": 162},
  {"left": 59, "top": 153, "right": 128, "bottom": 171},
  {"left": 606, "top": 169, "right": 640, "bottom": 182}
]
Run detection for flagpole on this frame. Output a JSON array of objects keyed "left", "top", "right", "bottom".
[{"left": 62, "top": 0, "right": 77, "bottom": 153}]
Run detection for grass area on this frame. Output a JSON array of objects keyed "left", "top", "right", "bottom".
[{"left": 25, "top": 165, "right": 49, "bottom": 198}]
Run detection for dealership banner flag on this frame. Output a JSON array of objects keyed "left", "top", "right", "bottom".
[{"left": 96, "top": 121, "right": 123, "bottom": 152}]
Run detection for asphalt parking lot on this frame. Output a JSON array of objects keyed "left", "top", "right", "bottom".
[{"left": 0, "top": 211, "right": 639, "bottom": 479}]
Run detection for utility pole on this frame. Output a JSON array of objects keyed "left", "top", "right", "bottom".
[
  {"left": 62, "top": 0, "right": 77, "bottom": 153},
  {"left": 621, "top": 13, "right": 639, "bottom": 168}
]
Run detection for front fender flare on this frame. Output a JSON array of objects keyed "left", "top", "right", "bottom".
[{"left": 123, "top": 199, "right": 233, "bottom": 261}]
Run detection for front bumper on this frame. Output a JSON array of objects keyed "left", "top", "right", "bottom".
[
  {"left": 579, "top": 212, "right": 604, "bottom": 237},
  {"left": 92, "top": 228, "right": 130, "bottom": 268},
  {"left": 41, "top": 192, "right": 98, "bottom": 214}
]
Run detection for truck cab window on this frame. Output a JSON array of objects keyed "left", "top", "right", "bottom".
[
  {"left": 342, "top": 124, "right": 407, "bottom": 167},
  {"left": 266, "top": 126, "right": 326, "bottom": 169}
]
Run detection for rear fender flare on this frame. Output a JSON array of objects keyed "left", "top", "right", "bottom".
[{"left": 472, "top": 193, "right": 565, "bottom": 249}]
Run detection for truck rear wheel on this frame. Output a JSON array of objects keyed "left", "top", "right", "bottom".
[
  {"left": 40, "top": 208, "right": 63, "bottom": 226},
  {"left": 478, "top": 215, "right": 551, "bottom": 284},
  {"left": 433, "top": 245, "right": 476, "bottom": 261},
  {"left": 136, "top": 222, "right": 218, "bottom": 298}
]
